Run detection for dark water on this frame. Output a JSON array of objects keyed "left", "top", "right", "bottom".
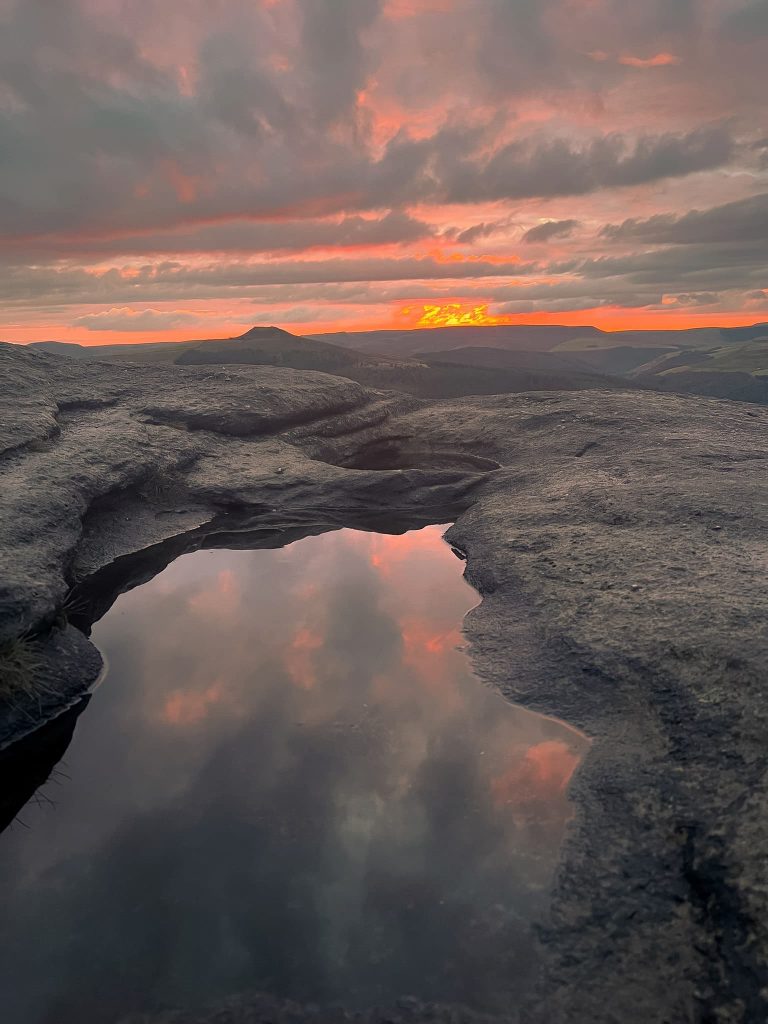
[{"left": 0, "top": 526, "right": 586, "bottom": 1023}]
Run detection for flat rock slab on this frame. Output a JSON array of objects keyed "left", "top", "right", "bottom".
[{"left": 1, "top": 341, "right": 767, "bottom": 1023}]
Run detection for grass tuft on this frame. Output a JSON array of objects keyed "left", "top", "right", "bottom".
[
  {"left": 139, "top": 466, "right": 179, "bottom": 501},
  {"left": 0, "top": 637, "right": 44, "bottom": 700}
]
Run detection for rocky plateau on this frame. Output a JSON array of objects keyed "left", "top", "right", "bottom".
[{"left": 1, "top": 340, "right": 767, "bottom": 1024}]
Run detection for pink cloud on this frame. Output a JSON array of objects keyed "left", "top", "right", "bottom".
[
  {"left": 619, "top": 52, "right": 682, "bottom": 68},
  {"left": 0, "top": 0, "right": 763, "bottom": 341},
  {"left": 161, "top": 680, "right": 226, "bottom": 726}
]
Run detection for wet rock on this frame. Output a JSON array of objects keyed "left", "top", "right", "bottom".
[{"left": 1, "top": 340, "right": 768, "bottom": 1023}]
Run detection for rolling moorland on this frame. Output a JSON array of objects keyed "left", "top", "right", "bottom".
[
  {"left": 27, "top": 321, "right": 768, "bottom": 405},
  {"left": 316, "top": 322, "right": 768, "bottom": 404}
]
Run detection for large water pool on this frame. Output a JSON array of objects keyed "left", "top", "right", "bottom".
[{"left": 0, "top": 525, "right": 586, "bottom": 1023}]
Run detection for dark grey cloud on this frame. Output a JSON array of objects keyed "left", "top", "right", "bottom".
[
  {"left": 602, "top": 192, "right": 768, "bottom": 245},
  {"left": 3, "top": 234, "right": 766, "bottom": 316},
  {"left": 670, "top": 291, "right": 720, "bottom": 305},
  {"left": 471, "top": 237, "right": 767, "bottom": 313},
  {"left": 196, "top": 28, "right": 299, "bottom": 139},
  {"left": 466, "top": 125, "right": 735, "bottom": 202},
  {"left": 0, "top": 255, "right": 544, "bottom": 308},
  {"left": 473, "top": 0, "right": 560, "bottom": 96},
  {"left": 298, "top": 0, "right": 382, "bottom": 124},
  {"left": 0, "top": 0, "right": 746, "bottom": 242},
  {"left": 0, "top": 0, "right": 384, "bottom": 236},
  {"left": 522, "top": 219, "right": 580, "bottom": 244},
  {"left": 575, "top": 241, "right": 768, "bottom": 291},
  {"left": 0, "top": 210, "right": 433, "bottom": 261},
  {"left": 452, "top": 218, "right": 516, "bottom": 245},
  {"left": 0, "top": 0, "right": 765, "bottom": 328},
  {"left": 73, "top": 307, "right": 203, "bottom": 331},
  {"left": 3, "top": 238, "right": 764, "bottom": 323},
  {"left": 723, "top": 0, "right": 768, "bottom": 38}
]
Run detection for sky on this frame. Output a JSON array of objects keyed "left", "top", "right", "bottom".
[{"left": 1, "top": 0, "right": 767, "bottom": 345}]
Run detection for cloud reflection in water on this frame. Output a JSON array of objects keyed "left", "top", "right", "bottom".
[{"left": 0, "top": 525, "right": 587, "bottom": 1023}]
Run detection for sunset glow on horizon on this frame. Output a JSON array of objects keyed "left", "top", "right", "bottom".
[{"left": 1, "top": 0, "right": 766, "bottom": 344}]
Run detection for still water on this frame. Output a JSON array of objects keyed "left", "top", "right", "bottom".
[{"left": 0, "top": 525, "right": 586, "bottom": 1022}]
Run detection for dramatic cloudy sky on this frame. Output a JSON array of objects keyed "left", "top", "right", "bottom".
[{"left": 1, "top": 0, "right": 767, "bottom": 343}]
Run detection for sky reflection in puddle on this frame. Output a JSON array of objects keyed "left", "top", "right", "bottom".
[{"left": 0, "top": 525, "right": 587, "bottom": 1022}]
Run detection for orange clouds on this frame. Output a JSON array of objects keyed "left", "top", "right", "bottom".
[
  {"left": 132, "top": 160, "right": 204, "bottom": 206},
  {"left": 619, "top": 52, "right": 682, "bottom": 68},
  {"left": 588, "top": 50, "right": 682, "bottom": 68},
  {"left": 390, "top": 302, "right": 766, "bottom": 334},
  {"left": 401, "top": 615, "right": 463, "bottom": 671},
  {"left": 161, "top": 679, "right": 226, "bottom": 726},
  {"left": 97, "top": 526, "right": 589, "bottom": 860},
  {"left": 340, "top": 527, "right": 471, "bottom": 709},
  {"left": 384, "top": 0, "right": 456, "bottom": 19},
  {"left": 358, "top": 528, "right": 450, "bottom": 576},
  {"left": 491, "top": 740, "right": 580, "bottom": 812},
  {"left": 188, "top": 569, "right": 240, "bottom": 619},
  {"left": 423, "top": 249, "right": 521, "bottom": 267},
  {"left": 165, "top": 162, "right": 199, "bottom": 204},
  {"left": 286, "top": 626, "right": 324, "bottom": 690},
  {"left": 7, "top": 300, "right": 765, "bottom": 348},
  {"left": 3, "top": 0, "right": 765, "bottom": 348}
]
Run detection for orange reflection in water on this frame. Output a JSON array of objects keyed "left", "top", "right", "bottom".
[
  {"left": 186, "top": 568, "right": 241, "bottom": 620},
  {"left": 491, "top": 740, "right": 581, "bottom": 816},
  {"left": 120, "top": 526, "right": 586, "bottom": 830},
  {"left": 286, "top": 626, "right": 324, "bottom": 690},
  {"left": 2, "top": 524, "right": 591, "bottom": 1020},
  {"left": 162, "top": 679, "right": 227, "bottom": 726}
]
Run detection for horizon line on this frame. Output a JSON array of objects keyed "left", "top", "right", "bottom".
[{"left": 7, "top": 317, "right": 768, "bottom": 348}]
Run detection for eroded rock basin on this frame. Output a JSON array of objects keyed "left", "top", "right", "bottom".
[{"left": 0, "top": 525, "right": 587, "bottom": 1024}]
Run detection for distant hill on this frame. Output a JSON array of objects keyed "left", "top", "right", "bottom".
[
  {"left": 31, "top": 326, "right": 399, "bottom": 371},
  {"left": 396, "top": 346, "right": 638, "bottom": 396},
  {"left": 558, "top": 346, "right": 678, "bottom": 375},
  {"left": 310, "top": 323, "right": 768, "bottom": 405},
  {"left": 416, "top": 346, "right": 593, "bottom": 373},
  {"left": 24, "top": 321, "right": 768, "bottom": 405},
  {"left": 341, "top": 362, "right": 636, "bottom": 399},
  {"left": 31, "top": 338, "right": 206, "bottom": 363},
  {"left": 175, "top": 325, "right": 399, "bottom": 371},
  {"left": 621, "top": 337, "right": 768, "bottom": 378},
  {"left": 26, "top": 326, "right": 635, "bottom": 399},
  {"left": 31, "top": 341, "right": 103, "bottom": 359},
  {"left": 311, "top": 325, "right": 604, "bottom": 356},
  {"left": 627, "top": 336, "right": 768, "bottom": 405},
  {"left": 312, "top": 323, "right": 768, "bottom": 357},
  {"left": 643, "top": 371, "right": 768, "bottom": 404}
]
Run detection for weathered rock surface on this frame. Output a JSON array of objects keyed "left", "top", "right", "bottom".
[
  {"left": 116, "top": 992, "right": 504, "bottom": 1024},
  {"left": 1, "top": 340, "right": 767, "bottom": 1023}
]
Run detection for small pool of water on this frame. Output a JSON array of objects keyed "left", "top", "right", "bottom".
[{"left": 0, "top": 525, "right": 586, "bottom": 1023}]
